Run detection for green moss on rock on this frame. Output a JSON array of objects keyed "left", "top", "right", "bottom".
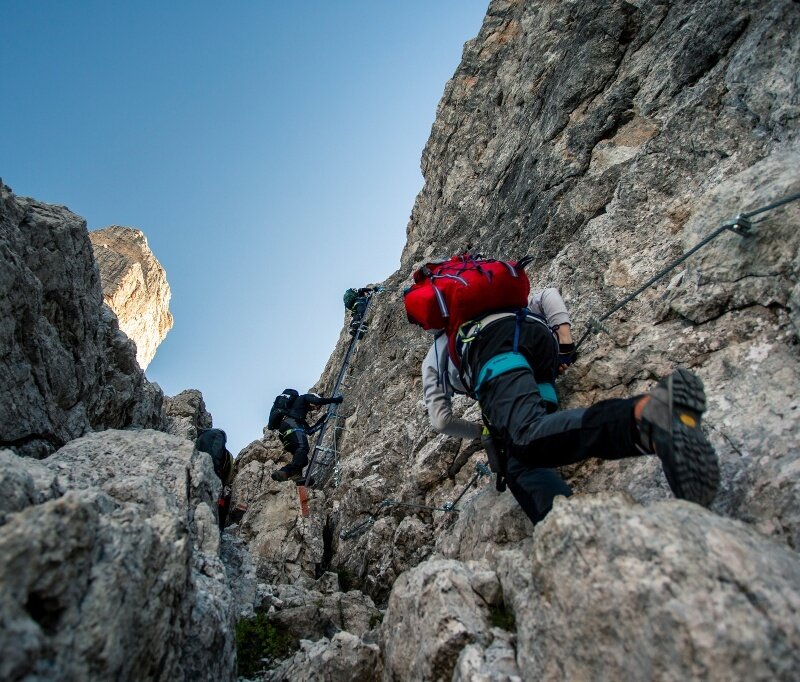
[{"left": 235, "top": 613, "right": 294, "bottom": 678}]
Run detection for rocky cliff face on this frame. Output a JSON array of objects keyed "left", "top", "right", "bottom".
[
  {"left": 232, "top": 1, "right": 800, "bottom": 679},
  {"left": 0, "top": 182, "right": 165, "bottom": 458},
  {"left": 0, "top": 430, "right": 246, "bottom": 681},
  {"left": 0, "top": 181, "right": 243, "bottom": 681},
  {"left": 89, "top": 226, "right": 174, "bottom": 369}
]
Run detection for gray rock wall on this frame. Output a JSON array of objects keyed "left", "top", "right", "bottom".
[
  {"left": 232, "top": 437, "right": 326, "bottom": 584},
  {"left": 386, "top": 495, "right": 800, "bottom": 682},
  {"left": 0, "top": 182, "right": 164, "bottom": 458},
  {"left": 0, "top": 430, "right": 237, "bottom": 681},
  {"left": 164, "top": 388, "right": 214, "bottom": 441},
  {"left": 302, "top": 0, "right": 800, "bottom": 586}
]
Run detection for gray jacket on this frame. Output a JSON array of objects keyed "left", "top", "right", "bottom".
[{"left": 421, "top": 288, "right": 570, "bottom": 439}]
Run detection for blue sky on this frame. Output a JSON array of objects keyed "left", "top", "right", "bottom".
[{"left": 1, "top": 1, "right": 488, "bottom": 455}]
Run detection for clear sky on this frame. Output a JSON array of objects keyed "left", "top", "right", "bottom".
[{"left": 1, "top": 1, "right": 488, "bottom": 456}]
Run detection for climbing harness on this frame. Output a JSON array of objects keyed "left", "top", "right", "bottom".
[
  {"left": 576, "top": 192, "right": 800, "bottom": 349},
  {"left": 459, "top": 309, "right": 559, "bottom": 407},
  {"left": 302, "top": 290, "right": 380, "bottom": 489},
  {"left": 338, "top": 462, "right": 491, "bottom": 539},
  {"left": 279, "top": 426, "right": 305, "bottom": 443}
]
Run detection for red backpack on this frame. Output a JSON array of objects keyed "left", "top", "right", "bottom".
[{"left": 404, "top": 254, "right": 532, "bottom": 363}]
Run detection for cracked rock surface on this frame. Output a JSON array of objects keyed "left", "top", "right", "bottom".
[
  {"left": 0, "top": 182, "right": 165, "bottom": 458},
  {"left": 0, "top": 430, "right": 238, "bottom": 681}
]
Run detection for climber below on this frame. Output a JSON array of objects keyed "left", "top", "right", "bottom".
[
  {"left": 195, "top": 428, "right": 236, "bottom": 529},
  {"left": 343, "top": 286, "right": 379, "bottom": 337},
  {"left": 268, "top": 389, "right": 344, "bottom": 482},
  {"left": 408, "top": 255, "right": 720, "bottom": 526}
]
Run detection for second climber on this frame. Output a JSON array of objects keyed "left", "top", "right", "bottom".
[{"left": 268, "top": 389, "right": 344, "bottom": 482}]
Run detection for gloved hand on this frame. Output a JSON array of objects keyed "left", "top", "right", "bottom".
[
  {"left": 333, "top": 394, "right": 344, "bottom": 404},
  {"left": 558, "top": 342, "right": 577, "bottom": 368}
]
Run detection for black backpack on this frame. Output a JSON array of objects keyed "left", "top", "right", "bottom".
[
  {"left": 268, "top": 389, "right": 299, "bottom": 430},
  {"left": 196, "top": 428, "right": 233, "bottom": 483}
]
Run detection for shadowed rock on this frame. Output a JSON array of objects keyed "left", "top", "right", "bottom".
[
  {"left": 0, "top": 430, "right": 238, "bottom": 681},
  {"left": 0, "top": 182, "right": 164, "bottom": 458}
]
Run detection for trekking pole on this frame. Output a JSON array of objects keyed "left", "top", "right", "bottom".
[{"left": 575, "top": 191, "right": 800, "bottom": 349}]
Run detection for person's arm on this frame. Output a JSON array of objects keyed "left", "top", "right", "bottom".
[
  {"left": 530, "top": 288, "right": 576, "bottom": 369},
  {"left": 303, "top": 393, "right": 344, "bottom": 407},
  {"left": 529, "top": 288, "right": 571, "bottom": 329},
  {"left": 422, "top": 340, "right": 482, "bottom": 440}
]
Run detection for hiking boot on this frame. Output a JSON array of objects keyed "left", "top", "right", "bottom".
[
  {"left": 271, "top": 464, "right": 304, "bottom": 483},
  {"left": 637, "top": 368, "right": 719, "bottom": 506}
]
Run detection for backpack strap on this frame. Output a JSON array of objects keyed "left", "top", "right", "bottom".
[{"left": 513, "top": 308, "right": 526, "bottom": 352}]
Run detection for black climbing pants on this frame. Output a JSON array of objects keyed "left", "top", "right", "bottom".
[
  {"left": 472, "top": 321, "right": 642, "bottom": 525},
  {"left": 350, "top": 297, "right": 367, "bottom": 325},
  {"left": 280, "top": 419, "right": 310, "bottom": 469}
]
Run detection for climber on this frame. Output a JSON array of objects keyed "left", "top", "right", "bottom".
[
  {"left": 269, "top": 389, "right": 344, "bottom": 482},
  {"left": 195, "top": 428, "right": 235, "bottom": 529},
  {"left": 407, "top": 254, "right": 719, "bottom": 526},
  {"left": 343, "top": 286, "right": 378, "bottom": 337}
]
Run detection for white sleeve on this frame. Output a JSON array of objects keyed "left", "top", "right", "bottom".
[
  {"left": 529, "top": 288, "right": 571, "bottom": 328},
  {"left": 421, "top": 340, "right": 482, "bottom": 440}
]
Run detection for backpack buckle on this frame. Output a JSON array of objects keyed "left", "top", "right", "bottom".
[{"left": 457, "top": 320, "right": 481, "bottom": 343}]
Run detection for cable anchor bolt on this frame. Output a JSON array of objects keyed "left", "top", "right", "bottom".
[{"left": 723, "top": 214, "right": 754, "bottom": 237}]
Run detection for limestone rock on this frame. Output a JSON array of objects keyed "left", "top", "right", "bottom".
[
  {"left": 452, "top": 630, "right": 521, "bottom": 682},
  {"left": 385, "top": 494, "right": 800, "bottom": 681},
  {"left": 164, "top": 388, "right": 213, "bottom": 441},
  {"left": 257, "top": 573, "right": 382, "bottom": 643},
  {"left": 266, "top": 632, "right": 382, "bottom": 682},
  {"left": 89, "top": 225, "right": 173, "bottom": 369},
  {"left": 0, "top": 449, "right": 62, "bottom": 525},
  {"left": 231, "top": 438, "right": 326, "bottom": 583},
  {"left": 235, "top": 572, "right": 382, "bottom": 680},
  {"left": 221, "top": 533, "right": 259, "bottom": 620},
  {"left": 437, "top": 484, "right": 534, "bottom": 567},
  {"left": 510, "top": 494, "right": 800, "bottom": 681},
  {"left": 381, "top": 559, "right": 510, "bottom": 682},
  {"left": 0, "top": 182, "right": 164, "bottom": 458},
  {"left": 0, "top": 430, "right": 237, "bottom": 681}
]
